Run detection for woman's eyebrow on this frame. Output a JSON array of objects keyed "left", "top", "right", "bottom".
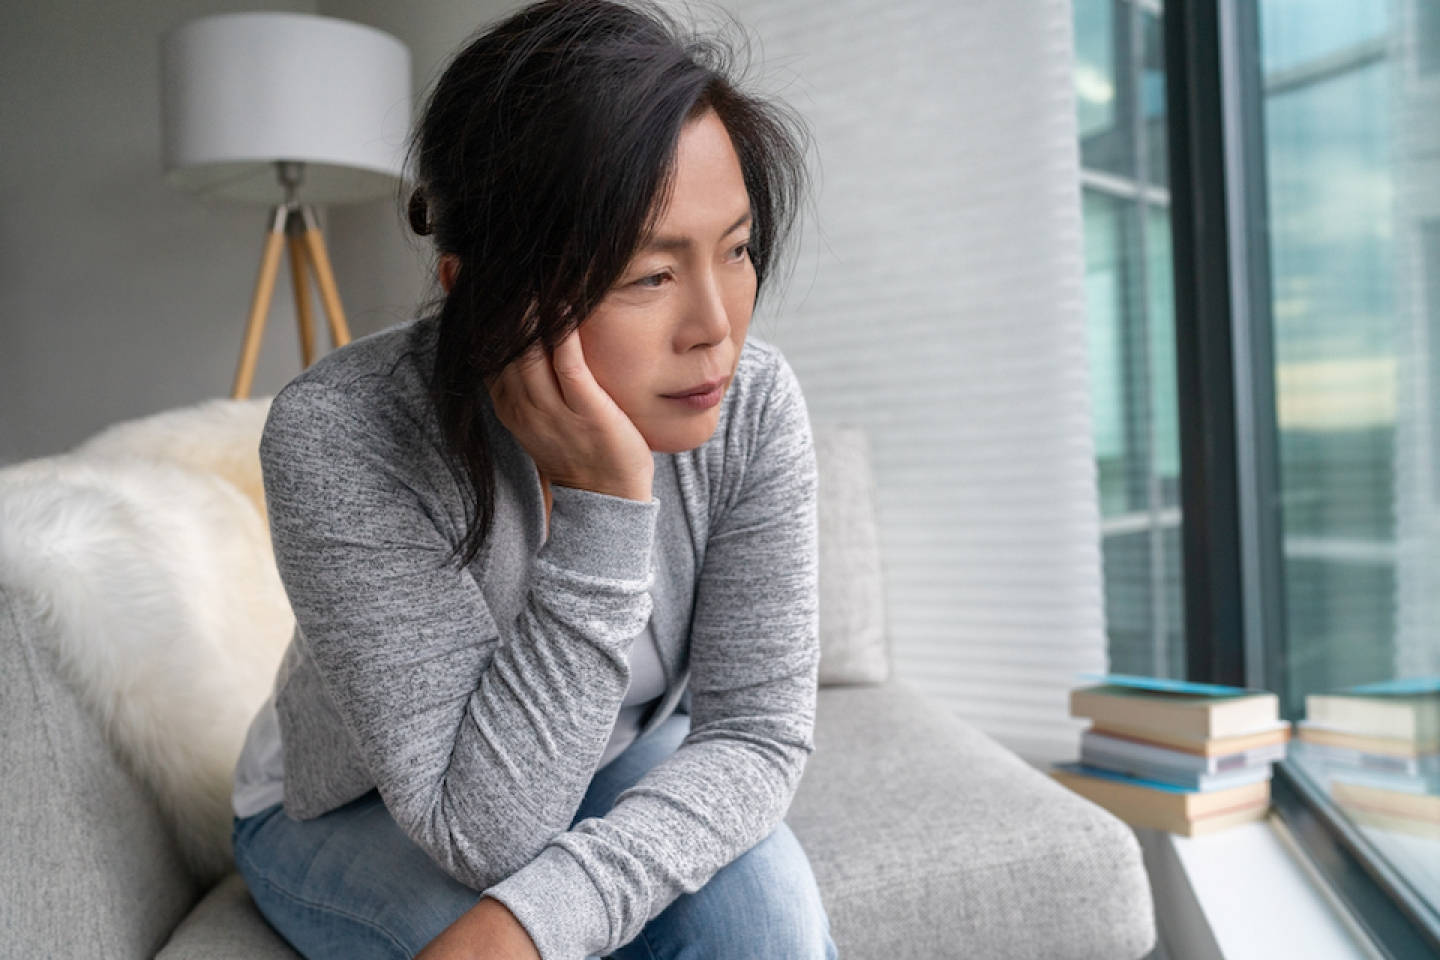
[{"left": 642, "top": 210, "right": 752, "bottom": 253}]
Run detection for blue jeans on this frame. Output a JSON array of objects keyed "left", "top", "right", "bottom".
[{"left": 233, "top": 711, "right": 837, "bottom": 959}]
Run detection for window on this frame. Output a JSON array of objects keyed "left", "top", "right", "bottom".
[
  {"left": 1075, "top": 0, "right": 1187, "bottom": 680},
  {"left": 1137, "top": 0, "right": 1440, "bottom": 950},
  {"left": 1256, "top": 0, "right": 1440, "bottom": 937}
]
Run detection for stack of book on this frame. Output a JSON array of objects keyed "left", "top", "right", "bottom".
[
  {"left": 1294, "top": 678, "right": 1439, "bottom": 840},
  {"left": 1050, "top": 674, "right": 1288, "bottom": 837}
]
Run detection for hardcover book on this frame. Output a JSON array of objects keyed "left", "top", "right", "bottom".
[
  {"left": 1338, "top": 803, "right": 1440, "bottom": 840},
  {"left": 1080, "top": 730, "right": 1282, "bottom": 789},
  {"left": 1070, "top": 675, "right": 1279, "bottom": 740},
  {"left": 1291, "top": 736, "right": 1440, "bottom": 780},
  {"left": 1050, "top": 762, "right": 1271, "bottom": 837},
  {"left": 1295, "top": 721, "right": 1440, "bottom": 758},
  {"left": 1330, "top": 782, "right": 1440, "bottom": 817},
  {"left": 1303, "top": 690, "right": 1440, "bottom": 743},
  {"left": 1330, "top": 780, "right": 1440, "bottom": 822},
  {"left": 1091, "top": 721, "right": 1291, "bottom": 756}
]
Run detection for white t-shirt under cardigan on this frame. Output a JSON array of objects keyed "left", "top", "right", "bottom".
[{"left": 230, "top": 312, "right": 820, "bottom": 960}]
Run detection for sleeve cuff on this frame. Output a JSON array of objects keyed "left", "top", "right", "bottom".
[
  {"left": 540, "top": 484, "right": 659, "bottom": 582},
  {"left": 482, "top": 843, "right": 612, "bottom": 960}
]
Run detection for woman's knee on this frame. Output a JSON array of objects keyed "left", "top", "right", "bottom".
[
  {"left": 623, "top": 821, "right": 836, "bottom": 960},
  {"left": 233, "top": 794, "right": 484, "bottom": 959}
]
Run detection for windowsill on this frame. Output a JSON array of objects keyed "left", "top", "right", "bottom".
[{"left": 1134, "top": 816, "right": 1380, "bottom": 960}]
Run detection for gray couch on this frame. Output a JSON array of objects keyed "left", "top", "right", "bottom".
[{"left": 0, "top": 397, "right": 1155, "bottom": 959}]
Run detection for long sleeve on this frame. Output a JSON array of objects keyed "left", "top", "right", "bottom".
[
  {"left": 260, "top": 380, "right": 660, "bottom": 890},
  {"left": 482, "top": 351, "right": 821, "bottom": 960}
]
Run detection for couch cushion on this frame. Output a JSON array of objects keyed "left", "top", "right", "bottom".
[
  {"left": 788, "top": 679, "right": 1156, "bottom": 959},
  {"left": 813, "top": 424, "right": 890, "bottom": 685},
  {"left": 155, "top": 873, "right": 301, "bottom": 960}
]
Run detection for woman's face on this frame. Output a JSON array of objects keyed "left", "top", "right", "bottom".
[
  {"left": 581, "top": 108, "right": 756, "bottom": 453},
  {"left": 439, "top": 108, "right": 756, "bottom": 455}
]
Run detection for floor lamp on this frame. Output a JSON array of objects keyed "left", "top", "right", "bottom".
[{"left": 159, "top": 12, "right": 412, "bottom": 399}]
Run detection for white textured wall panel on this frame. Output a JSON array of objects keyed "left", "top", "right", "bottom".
[{"left": 706, "top": 0, "right": 1103, "bottom": 766}]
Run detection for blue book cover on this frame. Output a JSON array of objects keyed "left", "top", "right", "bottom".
[
  {"left": 1339, "top": 677, "right": 1440, "bottom": 696},
  {"left": 1075, "top": 673, "right": 1269, "bottom": 699},
  {"left": 1052, "top": 761, "right": 1200, "bottom": 794}
]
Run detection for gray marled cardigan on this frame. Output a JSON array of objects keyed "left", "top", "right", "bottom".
[{"left": 257, "top": 313, "right": 819, "bottom": 960}]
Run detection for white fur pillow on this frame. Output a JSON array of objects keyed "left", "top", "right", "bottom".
[{"left": 0, "top": 398, "right": 292, "bottom": 886}]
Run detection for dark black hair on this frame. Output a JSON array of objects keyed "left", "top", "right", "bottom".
[{"left": 402, "top": 0, "right": 809, "bottom": 570}]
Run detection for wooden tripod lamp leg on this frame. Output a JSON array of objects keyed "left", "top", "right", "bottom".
[
  {"left": 298, "top": 205, "right": 352, "bottom": 348},
  {"left": 233, "top": 205, "right": 289, "bottom": 400},
  {"left": 286, "top": 211, "right": 318, "bottom": 369}
]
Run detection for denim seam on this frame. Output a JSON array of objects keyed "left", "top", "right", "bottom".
[{"left": 234, "top": 840, "right": 411, "bottom": 957}]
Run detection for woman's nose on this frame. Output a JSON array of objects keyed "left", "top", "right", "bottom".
[{"left": 682, "top": 269, "right": 731, "bottom": 350}]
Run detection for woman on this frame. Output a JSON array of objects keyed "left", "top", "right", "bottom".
[{"left": 230, "top": 1, "right": 834, "bottom": 958}]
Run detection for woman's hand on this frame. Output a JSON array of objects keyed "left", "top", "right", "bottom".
[
  {"left": 414, "top": 897, "right": 542, "bottom": 960},
  {"left": 487, "top": 326, "right": 653, "bottom": 503}
]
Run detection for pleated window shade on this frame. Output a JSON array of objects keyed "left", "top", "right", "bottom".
[{"left": 705, "top": 0, "right": 1102, "bottom": 766}]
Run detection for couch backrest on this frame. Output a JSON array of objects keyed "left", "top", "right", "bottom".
[{"left": 813, "top": 425, "right": 891, "bottom": 685}]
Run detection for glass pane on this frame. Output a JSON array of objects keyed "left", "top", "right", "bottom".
[
  {"left": 1075, "top": 0, "right": 1185, "bottom": 678},
  {"left": 1259, "top": 0, "right": 1388, "bottom": 76},
  {"left": 1146, "top": 204, "right": 1179, "bottom": 502},
  {"left": 1075, "top": 0, "right": 1134, "bottom": 178},
  {"left": 1257, "top": 0, "right": 1440, "bottom": 926},
  {"left": 1140, "top": 6, "right": 1168, "bottom": 188},
  {"left": 1084, "top": 188, "right": 1129, "bottom": 517}
]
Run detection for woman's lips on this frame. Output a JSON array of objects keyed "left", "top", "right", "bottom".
[{"left": 662, "top": 378, "right": 726, "bottom": 410}]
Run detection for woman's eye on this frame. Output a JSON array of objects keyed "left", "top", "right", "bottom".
[
  {"left": 728, "top": 241, "right": 751, "bottom": 262},
  {"left": 633, "top": 271, "right": 670, "bottom": 289}
]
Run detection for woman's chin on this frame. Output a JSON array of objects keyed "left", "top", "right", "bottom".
[{"left": 639, "top": 413, "right": 722, "bottom": 455}]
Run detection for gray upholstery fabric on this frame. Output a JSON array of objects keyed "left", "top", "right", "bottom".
[
  {"left": 813, "top": 425, "right": 891, "bottom": 686},
  {"left": 155, "top": 874, "right": 300, "bottom": 960},
  {"left": 157, "top": 679, "right": 1157, "bottom": 960},
  {"left": 789, "top": 680, "right": 1157, "bottom": 959},
  {"left": 0, "top": 582, "right": 201, "bottom": 959}
]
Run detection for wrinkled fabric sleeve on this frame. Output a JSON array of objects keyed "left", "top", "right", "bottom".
[
  {"left": 482, "top": 351, "right": 821, "bottom": 960},
  {"left": 260, "top": 380, "right": 659, "bottom": 891}
]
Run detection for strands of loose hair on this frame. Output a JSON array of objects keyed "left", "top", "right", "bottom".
[{"left": 398, "top": 0, "right": 810, "bottom": 570}]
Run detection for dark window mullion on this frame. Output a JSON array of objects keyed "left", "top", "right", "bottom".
[
  {"left": 1217, "top": 0, "right": 1290, "bottom": 713},
  {"left": 1163, "top": 0, "right": 1246, "bottom": 687}
]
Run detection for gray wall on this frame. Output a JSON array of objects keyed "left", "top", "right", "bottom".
[{"left": 0, "top": 0, "right": 516, "bottom": 466}]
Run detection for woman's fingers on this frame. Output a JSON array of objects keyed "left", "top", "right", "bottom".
[
  {"left": 549, "top": 328, "right": 600, "bottom": 414},
  {"left": 482, "top": 323, "right": 654, "bottom": 503},
  {"left": 491, "top": 340, "right": 555, "bottom": 414},
  {"left": 515, "top": 340, "right": 559, "bottom": 408}
]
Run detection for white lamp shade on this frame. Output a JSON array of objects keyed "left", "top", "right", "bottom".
[{"left": 160, "top": 12, "right": 411, "bottom": 205}]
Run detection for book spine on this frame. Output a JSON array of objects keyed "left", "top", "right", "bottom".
[
  {"left": 1082, "top": 731, "right": 1286, "bottom": 773},
  {"left": 1297, "top": 742, "right": 1438, "bottom": 777},
  {"left": 1080, "top": 746, "right": 1274, "bottom": 792}
]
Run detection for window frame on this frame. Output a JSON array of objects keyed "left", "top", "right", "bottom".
[{"left": 1162, "top": 0, "right": 1440, "bottom": 954}]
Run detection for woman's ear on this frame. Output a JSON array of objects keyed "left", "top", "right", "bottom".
[{"left": 439, "top": 253, "right": 460, "bottom": 294}]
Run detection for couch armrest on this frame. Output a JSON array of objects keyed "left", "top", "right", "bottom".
[
  {"left": 788, "top": 679, "right": 1157, "bottom": 959},
  {"left": 0, "top": 581, "right": 202, "bottom": 957}
]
